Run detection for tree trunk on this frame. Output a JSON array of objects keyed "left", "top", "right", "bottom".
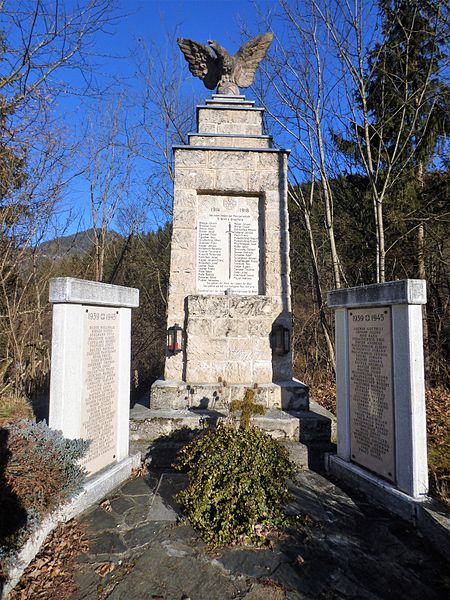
[
  {"left": 302, "top": 204, "right": 336, "bottom": 372},
  {"left": 416, "top": 160, "right": 429, "bottom": 380}
]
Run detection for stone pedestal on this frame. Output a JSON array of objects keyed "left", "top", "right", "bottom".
[
  {"left": 149, "top": 94, "right": 308, "bottom": 429},
  {"left": 327, "top": 280, "right": 428, "bottom": 500},
  {"left": 49, "top": 277, "right": 139, "bottom": 475}
]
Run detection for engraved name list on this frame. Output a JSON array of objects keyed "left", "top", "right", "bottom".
[
  {"left": 197, "top": 195, "right": 260, "bottom": 295},
  {"left": 348, "top": 306, "right": 395, "bottom": 482},
  {"left": 81, "top": 306, "right": 119, "bottom": 474}
]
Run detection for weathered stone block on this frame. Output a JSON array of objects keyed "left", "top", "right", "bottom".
[
  {"left": 227, "top": 338, "right": 270, "bottom": 362},
  {"left": 208, "top": 151, "right": 257, "bottom": 170},
  {"left": 248, "top": 318, "right": 272, "bottom": 337},
  {"left": 264, "top": 208, "right": 282, "bottom": 231},
  {"left": 175, "top": 168, "right": 214, "bottom": 190},
  {"left": 170, "top": 248, "right": 195, "bottom": 272},
  {"left": 187, "top": 337, "right": 226, "bottom": 360},
  {"left": 173, "top": 188, "right": 197, "bottom": 208},
  {"left": 188, "top": 295, "right": 230, "bottom": 318},
  {"left": 212, "top": 317, "right": 249, "bottom": 338},
  {"left": 186, "top": 317, "right": 212, "bottom": 337},
  {"left": 164, "top": 353, "right": 184, "bottom": 381},
  {"left": 215, "top": 169, "right": 249, "bottom": 191},
  {"left": 258, "top": 153, "right": 282, "bottom": 169},
  {"left": 185, "top": 360, "right": 215, "bottom": 383},
  {"left": 272, "top": 354, "right": 293, "bottom": 381},
  {"left": 253, "top": 360, "right": 273, "bottom": 383},
  {"left": 216, "top": 123, "right": 261, "bottom": 135},
  {"left": 172, "top": 208, "right": 196, "bottom": 229},
  {"left": 198, "top": 121, "right": 218, "bottom": 134},
  {"left": 248, "top": 171, "right": 280, "bottom": 191},
  {"left": 224, "top": 361, "right": 252, "bottom": 384},
  {"left": 229, "top": 295, "right": 278, "bottom": 317},
  {"left": 175, "top": 150, "right": 208, "bottom": 168},
  {"left": 171, "top": 229, "right": 196, "bottom": 251}
]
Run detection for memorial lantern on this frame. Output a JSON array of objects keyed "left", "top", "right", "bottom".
[
  {"left": 271, "top": 324, "right": 291, "bottom": 355},
  {"left": 167, "top": 323, "right": 183, "bottom": 354}
]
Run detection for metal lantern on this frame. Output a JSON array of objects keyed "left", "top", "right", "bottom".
[
  {"left": 167, "top": 323, "right": 183, "bottom": 354},
  {"left": 271, "top": 324, "right": 291, "bottom": 355}
]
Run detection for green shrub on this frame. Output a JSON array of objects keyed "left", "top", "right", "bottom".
[
  {"left": 0, "top": 420, "right": 89, "bottom": 558},
  {"left": 175, "top": 425, "right": 294, "bottom": 546}
]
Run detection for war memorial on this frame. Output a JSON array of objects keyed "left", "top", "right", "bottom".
[{"left": 2, "top": 31, "right": 448, "bottom": 600}]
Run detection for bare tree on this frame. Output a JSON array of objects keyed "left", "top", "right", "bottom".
[
  {"left": 247, "top": 0, "right": 349, "bottom": 371},
  {"left": 130, "top": 31, "right": 198, "bottom": 222},
  {"left": 0, "top": 0, "right": 119, "bottom": 397},
  {"left": 312, "top": 0, "right": 448, "bottom": 282},
  {"left": 83, "top": 97, "right": 134, "bottom": 282}
]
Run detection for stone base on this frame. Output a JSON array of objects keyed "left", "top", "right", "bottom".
[
  {"left": 327, "top": 455, "right": 428, "bottom": 520},
  {"left": 149, "top": 378, "right": 309, "bottom": 412}
]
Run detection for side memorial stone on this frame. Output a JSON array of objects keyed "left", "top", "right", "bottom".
[
  {"left": 327, "top": 280, "right": 428, "bottom": 501},
  {"left": 49, "top": 277, "right": 139, "bottom": 476}
]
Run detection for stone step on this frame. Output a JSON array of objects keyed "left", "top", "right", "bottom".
[
  {"left": 129, "top": 400, "right": 335, "bottom": 447},
  {"left": 149, "top": 379, "right": 309, "bottom": 412},
  {"left": 130, "top": 436, "right": 336, "bottom": 473}
]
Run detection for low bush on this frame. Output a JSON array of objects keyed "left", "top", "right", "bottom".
[
  {"left": 175, "top": 424, "right": 294, "bottom": 546},
  {"left": 0, "top": 420, "right": 89, "bottom": 558}
]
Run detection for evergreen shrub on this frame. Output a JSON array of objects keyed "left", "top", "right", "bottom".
[
  {"left": 175, "top": 425, "right": 294, "bottom": 546},
  {"left": 0, "top": 420, "right": 89, "bottom": 557}
]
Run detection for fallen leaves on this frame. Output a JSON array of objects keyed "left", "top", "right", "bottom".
[
  {"left": 9, "top": 520, "right": 89, "bottom": 599},
  {"left": 100, "top": 499, "right": 112, "bottom": 512},
  {"left": 131, "top": 464, "right": 148, "bottom": 479},
  {"left": 95, "top": 562, "right": 115, "bottom": 577}
]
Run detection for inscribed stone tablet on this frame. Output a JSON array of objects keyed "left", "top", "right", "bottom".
[
  {"left": 348, "top": 307, "right": 395, "bottom": 482},
  {"left": 197, "top": 195, "right": 260, "bottom": 295},
  {"left": 80, "top": 306, "right": 119, "bottom": 474}
]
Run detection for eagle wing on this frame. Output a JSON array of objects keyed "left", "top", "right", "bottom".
[
  {"left": 233, "top": 33, "right": 274, "bottom": 88},
  {"left": 177, "top": 38, "right": 221, "bottom": 90}
]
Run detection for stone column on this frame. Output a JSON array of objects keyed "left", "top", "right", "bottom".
[
  {"left": 150, "top": 94, "right": 308, "bottom": 413},
  {"left": 327, "top": 279, "right": 428, "bottom": 501},
  {"left": 49, "top": 277, "right": 139, "bottom": 476}
]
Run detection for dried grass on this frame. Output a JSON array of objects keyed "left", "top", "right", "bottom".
[{"left": 0, "top": 396, "right": 34, "bottom": 427}]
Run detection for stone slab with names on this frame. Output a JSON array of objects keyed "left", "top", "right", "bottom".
[
  {"left": 348, "top": 306, "right": 395, "bottom": 482},
  {"left": 81, "top": 306, "right": 120, "bottom": 473},
  {"left": 49, "top": 277, "right": 139, "bottom": 476},
  {"left": 197, "top": 195, "right": 260, "bottom": 295},
  {"left": 328, "top": 279, "right": 428, "bottom": 500}
]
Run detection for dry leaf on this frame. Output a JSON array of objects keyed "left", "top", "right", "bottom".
[
  {"left": 95, "top": 562, "right": 116, "bottom": 577},
  {"left": 100, "top": 499, "right": 112, "bottom": 512}
]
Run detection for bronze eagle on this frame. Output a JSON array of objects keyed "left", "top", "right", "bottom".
[{"left": 177, "top": 33, "right": 274, "bottom": 95}]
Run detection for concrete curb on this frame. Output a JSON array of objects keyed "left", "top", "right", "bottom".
[{"left": 2, "top": 454, "right": 141, "bottom": 599}]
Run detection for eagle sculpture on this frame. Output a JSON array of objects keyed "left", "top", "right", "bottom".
[{"left": 177, "top": 33, "right": 274, "bottom": 95}]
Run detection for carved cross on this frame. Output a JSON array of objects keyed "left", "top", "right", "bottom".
[{"left": 230, "top": 388, "right": 265, "bottom": 429}]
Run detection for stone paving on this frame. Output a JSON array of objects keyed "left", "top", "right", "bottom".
[{"left": 70, "top": 465, "right": 450, "bottom": 600}]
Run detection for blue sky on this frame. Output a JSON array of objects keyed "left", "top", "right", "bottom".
[{"left": 52, "top": 0, "right": 279, "bottom": 235}]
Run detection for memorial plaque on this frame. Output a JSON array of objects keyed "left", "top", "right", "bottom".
[
  {"left": 80, "top": 306, "right": 119, "bottom": 474},
  {"left": 348, "top": 306, "right": 395, "bottom": 481},
  {"left": 197, "top": 195, "right": 260, "bottom": 295}
]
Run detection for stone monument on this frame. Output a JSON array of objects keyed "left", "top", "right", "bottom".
[
  {"left": 49, "top": 277, "right": 139, "bottom": 476},
  {"left": 327, "top": 280, "right": 428, "bottom": 505},
  {"left": 148, "top": 35, "right": 308, "bottom": 429}
]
